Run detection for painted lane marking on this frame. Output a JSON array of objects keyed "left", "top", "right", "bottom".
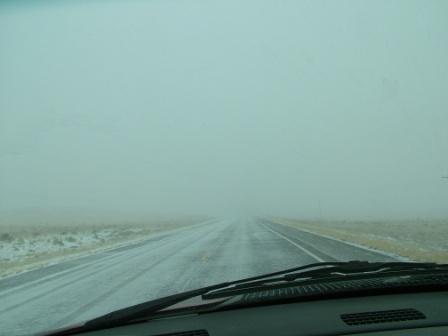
[{"left": 264, "top": 226, "right": 325, "bottom": 262}]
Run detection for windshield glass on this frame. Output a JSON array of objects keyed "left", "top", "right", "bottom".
[{"left": 1, "top": 0, "right": 447, "bottom": 335}]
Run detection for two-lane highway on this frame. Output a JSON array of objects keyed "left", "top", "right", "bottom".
[{"left": 0, "top": 218, "right": 395, "bottom": 336}]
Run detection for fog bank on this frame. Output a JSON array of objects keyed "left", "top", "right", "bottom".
[{"left": 1, "top": 0, "right": 448, "bottom": 221}]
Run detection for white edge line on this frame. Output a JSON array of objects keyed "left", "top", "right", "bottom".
[
  {"left": 271, "top": 221, "right": 410, "bottom": 262},
  {"left": 264, "top": 226, "right": 325, "bottom": 262}
]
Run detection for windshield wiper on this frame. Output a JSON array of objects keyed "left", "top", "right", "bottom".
[
  {"left": 43, "top": 262, "right": 360, "bottom": 335},
  {"left": 203, "top": 261, "right": 447, "bottom": 298},
  {"left": 43, "top": 262, "right": 354, "bottom": 335},
  {"left": 42, "top": 282, "right": 232, "bottom": 336},
  {"left": 42, "top": 261, "right": 447, "bottom": 336}
]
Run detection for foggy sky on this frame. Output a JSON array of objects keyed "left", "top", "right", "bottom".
[{"left": 1, "top": 0, "right": 448, "bottom": 221}]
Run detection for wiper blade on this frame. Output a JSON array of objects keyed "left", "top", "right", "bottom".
[
  {"left": 203, "top": 261, "right": 447, "bottom": 298},
  {"left": 42, "top": 261, "right": 447, "bottom": 335},
  {"left": 43, "top": 283, "right": 230, "bottom": 336},
  {"left": 44, "top": 262, "right": 348, "bottom": 335}
]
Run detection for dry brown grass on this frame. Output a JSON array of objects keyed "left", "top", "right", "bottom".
[
  {"left": 271, "top": 218, "right": 448, "bottom": 263},
  {"left": 0, "top": 216, "right": 208, "bottom": 238}
]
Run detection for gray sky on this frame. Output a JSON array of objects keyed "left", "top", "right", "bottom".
[{"left": 1, "top": 0, "right": 447, "bottom": 221}]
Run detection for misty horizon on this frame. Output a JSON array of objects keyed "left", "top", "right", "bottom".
[{"left": 1, "top": 0, "right": 448, "bottom": 221}]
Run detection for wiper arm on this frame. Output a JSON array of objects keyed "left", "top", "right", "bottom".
[
  {"left": 43, "top": 261, "right": 446, "bottom": 335},
  {"left": 206, "top": 261, "right": 349, "bottom": 287},
  {"left": 284, "top": 261, "right": 445, "bottom": 280}
]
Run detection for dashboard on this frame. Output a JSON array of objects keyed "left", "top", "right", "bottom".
[{"left": 77, "top": 291, "right": 448, "bottom": 336}]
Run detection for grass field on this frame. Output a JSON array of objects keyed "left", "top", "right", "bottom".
[
  {"left": 271, "top": 218, "right": 448, "bottom": 263},
  {"left": 0, "top": 217, "right": 208, "bottom": 279}
]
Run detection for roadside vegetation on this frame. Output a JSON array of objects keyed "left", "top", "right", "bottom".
[
  {"left": 0, "top": 217, "right": 208, "bottom": 279},
  {"left": 271, "top": 218, "right": 448, "bottom": 263}
]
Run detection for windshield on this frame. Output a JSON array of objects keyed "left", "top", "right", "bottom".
[{"left": 1, "top": 0, "right": 447, "bottom": 335}]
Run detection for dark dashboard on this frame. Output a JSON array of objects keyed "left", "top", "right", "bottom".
[{"left": 76, "top": 291, "right": 448, "bottom": 336}]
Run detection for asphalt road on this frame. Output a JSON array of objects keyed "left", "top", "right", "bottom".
[{"left": 0, "top": 218, "right": 396, "bottom": 336}]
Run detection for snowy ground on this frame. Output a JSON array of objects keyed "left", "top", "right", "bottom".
[
  {"left": 0, "top": 219, "right": 208, "bottom": 279},
  {"left": 1, "top": 229, "right": 120, "bottom": 262}
]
